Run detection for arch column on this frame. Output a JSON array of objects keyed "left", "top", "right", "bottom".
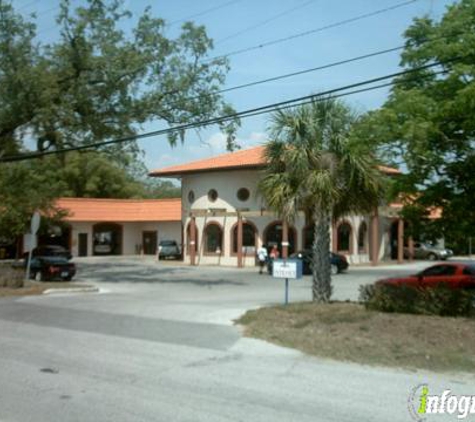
[
  {"left": 371, "top": 209, "right": 379, "bottom": 266},
  {"left": 237, "top": 214, "right": 243, "bottom": 268},
  {"left": 282, "top": 220, "right": 289, "bottom": 259},
  {"left": 397, "top": 218, "right": 404, "bottom": 264},
  {"left": 190, "top": 216, "right": 196, "bottom": 266}
]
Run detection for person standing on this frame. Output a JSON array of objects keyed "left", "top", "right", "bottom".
[
  {"left": 257, "top": 244, "right": 268, "bottom": 274},
  {"left": 270, "top": 245, "right": 280, "bottom": 260}
]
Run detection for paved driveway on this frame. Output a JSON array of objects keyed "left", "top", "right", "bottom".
[{"left": 0, "top": 257, "right": 473, "bottom": 422}]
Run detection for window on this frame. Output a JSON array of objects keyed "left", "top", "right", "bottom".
[
  {"left": 208, "top": 189, "right": 218, "bottom": 202},
  {"left": 358, "top": 222, "right": 367, "bottom": 253},
  {"left": 421, "top": 265, "right": 457, "bottom": 276},
  {"left": 237, "top": 188, "right": 250, "bottom": 202},
  {"left": 232, "top": 222, "right": 256, "bottom": 254},
  {"left": 263, "top": 222, "right": 297, "bottom": 255},
  {"left": 337, "top": 222, "right": 352, "bottom": 253},
  {"left": 188, "top": 190, "right": 195, "bottom": 204},
  {"left": 205, "top": 223, "right": 223, "bottom": 254},
  {"left": 303, "top": 225, "right": 314, "bottom": 250}
]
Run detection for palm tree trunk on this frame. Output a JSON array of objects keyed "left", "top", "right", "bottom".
[{"left": 312, "top": 206, "right": 332, "bottom": 302}]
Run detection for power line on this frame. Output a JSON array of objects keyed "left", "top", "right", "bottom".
[
  {"left": 215, "top": 0, "right": 317, "bottom": 45},
  {"left": 220, "top": 45, "right": 404, "bottom": 94},
  {"left": 208, "top": 0, "right": 418, "bottom": 61},
  {"left": 15, "top": 0, "right": 37, "bottom": 12},
  {"left": 0, "top": 58, "right": 456, "bottom": 164},
  {"left": 169, "top": 0, "right": 242, "bottom": 26}
]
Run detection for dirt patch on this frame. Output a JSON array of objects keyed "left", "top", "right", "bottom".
[{"left": 236, "top": 302, "right": 475, "bottom": 373}]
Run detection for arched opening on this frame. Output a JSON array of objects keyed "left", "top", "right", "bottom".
[
  {"left": 231, "top": 221, "right": 257, "bottom": 255},
  {"left": 93, "top": 223, "right": 122, "bottom": 255},
  {"left": 336, "top": 222, "right": 353, "bottom": 254},
  {"left": 186, "top": 222, "right": 198, "bottom": 255},
  {"left": 302, "top": 224, "right": 314, "bottom": 250},
  {"left": 263, "top": 222, "right": 297, "bottom": 256},
  {"left": 358, "top": 221, "right": 368, "bottom": 253},
  {"left": 204, "top": 222, "right": 223, "bottom": 255}
]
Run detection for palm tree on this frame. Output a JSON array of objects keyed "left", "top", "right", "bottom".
[{"left": 259, "top": 98, "right": 384, "bottom": 303}]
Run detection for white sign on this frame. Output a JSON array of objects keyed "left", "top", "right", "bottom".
[
  {"left": 273, "top": 261, "right": 298, "bottom": 279},
  {"left": 31, "top": 211, "right": 41, "bottom": 235}
]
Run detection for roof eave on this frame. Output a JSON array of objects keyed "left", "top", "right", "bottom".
[{"left": 149, "top": 164, "right": 266, "bottom": 178}]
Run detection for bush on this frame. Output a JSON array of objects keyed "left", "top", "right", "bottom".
[
  {"left": 0, "top": 263, "right": 24, "bottom": 288},
  {"left": 359, "top": 283, "right": 474, "bottom": 317}
]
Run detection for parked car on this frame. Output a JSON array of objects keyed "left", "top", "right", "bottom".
[
  {"left": 375, "top": 262, "right": 475, "bottom": 290},
  {"left": 24, "top": 245, "right": 72, "bottom": 260},
  {"left": 404, "top": 242, "right": 453, "bottom": 261},
  {"left": 28, "top": 256, "right": 77, "bottom": 281},
  {"left": 267, "top": 250, "right": 349, "bottom": 276},
  {"left": 158, "top": 240, "right": 181, "bottom": 260}
]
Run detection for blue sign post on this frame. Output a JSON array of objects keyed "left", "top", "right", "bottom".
[{"left": 272, "top": 259, "right": 303, "bottom": 304}]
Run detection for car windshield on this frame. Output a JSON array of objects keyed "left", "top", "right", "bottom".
[
  {"left": 160, "top": 241, "right": 176, "bottom": 247},
  {"left": 38, "top": 256, "right": 70, "bottom": 264}
]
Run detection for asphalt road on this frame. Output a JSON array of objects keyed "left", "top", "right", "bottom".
[{"left": 0, "top": 257, "right": 473, "bottom": 422}]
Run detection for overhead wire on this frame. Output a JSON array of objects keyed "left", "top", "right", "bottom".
[
  {"left": 208, "top": 0, "right": 419, "bottom": 61},
  {"left": 168, "top": 0, "right": 243, "bottom": 26},
  {"left": 0, "top": 57, "right": 457, "bottom": 163},
  {"left": 215, "top": 0, "right": 317, "bottom": 45}
]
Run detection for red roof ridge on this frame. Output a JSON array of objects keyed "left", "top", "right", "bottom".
[{"left": 57, "top": 197, "right": 181, "bottom": 203}]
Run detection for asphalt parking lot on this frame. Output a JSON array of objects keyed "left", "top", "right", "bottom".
[
  {"left": 1, "top": 256, "right": 474, "bottom": 422},
  {"left": 70, "top": 256, "right": 441, "bottom": 324}
]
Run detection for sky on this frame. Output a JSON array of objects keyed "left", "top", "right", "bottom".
[{"left": 11, "top": 0, "right": 456, "bottom": 176}]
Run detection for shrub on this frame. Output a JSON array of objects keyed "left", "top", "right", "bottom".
[{"left": 359, "top": 283, "right": 474, "bottom": 317}]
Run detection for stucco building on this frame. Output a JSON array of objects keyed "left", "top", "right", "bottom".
[{"left": 149, "top": 145, "right": 407, "bottom": 267}]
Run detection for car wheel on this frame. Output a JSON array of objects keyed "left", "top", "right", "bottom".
[
  {"left": 331, "top": 264, "right": 339, "bottom": 275},
  {"left": 428, "top": 253, "right": 437, "bottom": 261}
]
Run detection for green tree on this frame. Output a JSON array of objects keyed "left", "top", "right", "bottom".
[
  {"left": 0, "top": 0, "right": 238, "bottom": 156},
  {"left": 359, "top": 0, "right": 475, "bottom": 248},
  {"left": 0, "top": 0, "right": 235, "bottom": 239},
  {"left": 259, "top": 99, "right": 383, "bottom": 303},
  {"left": 0, "top": 162, "right": 63, "bottom": 240}
]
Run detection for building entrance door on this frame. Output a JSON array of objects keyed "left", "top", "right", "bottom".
[
  {"left": 78, "top": 233, "right": 88, "bottom": 257},
  {"left": 142, "top": 231, "right": 157, "bottom": 255}
]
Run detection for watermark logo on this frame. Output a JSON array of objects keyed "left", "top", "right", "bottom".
[{"left": 408, "top": 384, "right": 475, "bottom": 421}]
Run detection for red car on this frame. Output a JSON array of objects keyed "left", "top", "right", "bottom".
[{"left": 376, "top": 263, "right": 475, "bottom": 290}]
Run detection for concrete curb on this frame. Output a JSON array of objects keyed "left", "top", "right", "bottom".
[{"left": 42, "top": 286, "right": 100, "bottom": 295}]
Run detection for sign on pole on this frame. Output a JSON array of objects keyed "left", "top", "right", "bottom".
[
  {"left": 26, "top": 211, "right": 41, "bottom": 282},
  {"left": 272, "top": 259, "right": 303, "bottom": 305},
  {"left": 272, "top": 260, "right": 302, "bottom": 279},
  {"left": 31, "top": 211, "right": 41, "bottom": 235}
]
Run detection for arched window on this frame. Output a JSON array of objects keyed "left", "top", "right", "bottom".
[
  {"left": 337, "top": 222, "right": 352, "bottom": 253},
  {"left": 263, "top": 222, "right": 297, "bottom": 255},
  {"left": 358, "top": 222, "right": 368, "bottom": 253},
  {"left": 204, "top": 223, "right": 223, "bottom": 254},
  {"left": 231, "top": 222, "right": 257, "bottom": 254},
  {"left": 302, "top": 225, "right": 314, "bottom": 250},
  {"left": 186, "top": 222, "right": 198, "bottom": 254}
]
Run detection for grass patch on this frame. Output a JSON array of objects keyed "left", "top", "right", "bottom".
[
  {"left": 0, "top": 281, "right": 92, "bottom": 297},
  {"left": 236, "top": 302, "right": 475, "bottom": 373}
]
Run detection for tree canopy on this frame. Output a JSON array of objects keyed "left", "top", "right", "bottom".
[
  {"left": 0, "top": 0, "right": 234, "bottom": 240},
  {"left": 358, "top": 0, "right": 475, "bottom": 250},
  {"left": 0, "top": 0, "right": 238, "bottom": 156}
]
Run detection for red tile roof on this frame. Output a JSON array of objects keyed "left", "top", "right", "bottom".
[
  {"left": 150, "top": 145, "right": 400, "bottom": 177},
  {"left": 56, "top": 198, "right": 181, "bottom": 222}
]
